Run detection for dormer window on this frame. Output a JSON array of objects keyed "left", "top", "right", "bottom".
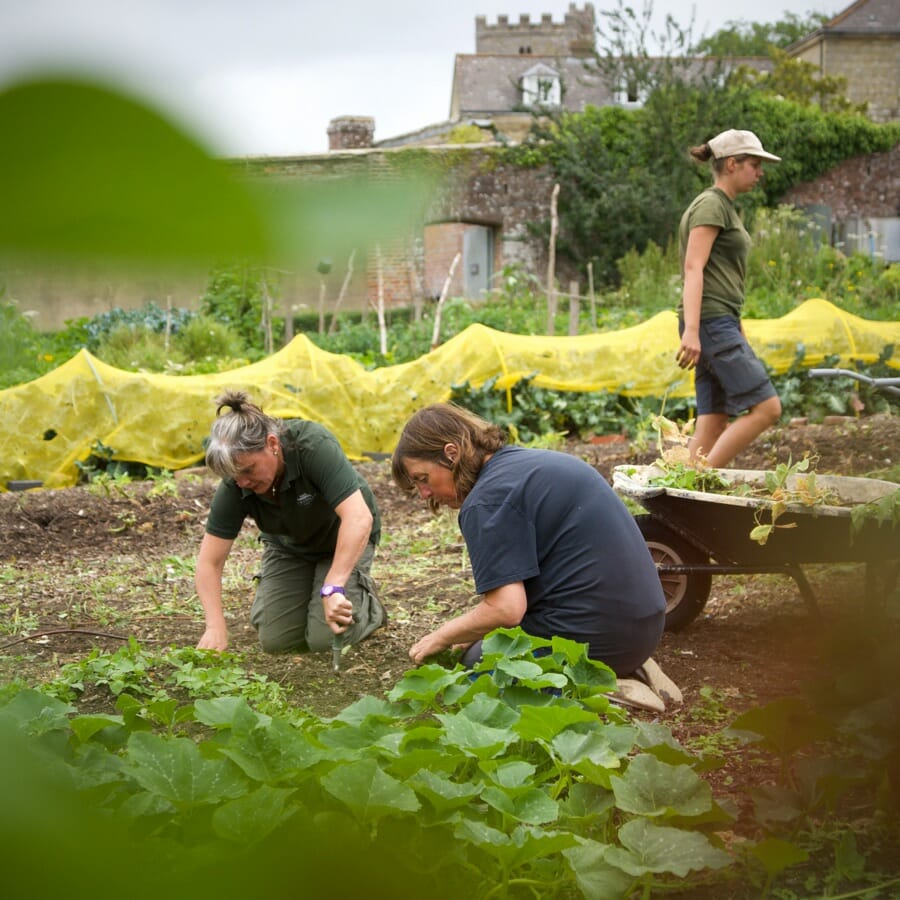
[{"left": 520, "top": 63, "right": 561, "bottom": 108}]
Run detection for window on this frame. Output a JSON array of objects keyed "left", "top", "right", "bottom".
[
  {"left": 613, "top": 79, "right": 647, "bottom": 109},
  {"left": 520, "top": 63, "right": 561, "bottom": 108}
]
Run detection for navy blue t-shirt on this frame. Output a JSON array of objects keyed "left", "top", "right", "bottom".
[{"left": 458, "top": 446, "right": 665, "bottom": 659}]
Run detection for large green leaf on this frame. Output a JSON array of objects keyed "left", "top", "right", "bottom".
[
  {"left": 319, "top": 717, "right": 399, "bottom": 752},
  {"left": 607, "top": 818, "right": 732, "bottom": 876},
  {"left": 551, "top": 729, "right": 625, "bottom": 777},
  {"left": 481, "top": 785, "right": 559, "bottom": 825},
  {"left": 611, "top": 754, "right": 713, "bottom": 818},
  {"left": 453, "top": 819, "right": 577, "bottom": 870},
  {"left": 514, "top": 704, "right": 599, "bottom": 743},
  {"left": 122, "top": 731, "right": 247, "bottom": 807},
  {"left": 387, "top": 664, "right": 470, "bottom": 706},
  {"left": 563, "top": 841, "right": 636, "bottom": 900},
  {"left": 212, "top": 784, "right": 298, "bottom": 844},
  {"left": 557, "top": 783, "right": 616, "bottom": 822},
  {"left": 69, "top": 713, "right": 126, "bottom": 743},
  {"left": 479, "top": 758, "right": 536, "bottom": 789},
  {"left": 386, "top": 745, "right": 460, "bottom": 779},
  {"left": 408, "top": 769, "right": 482, "bottom": 813},
  {"left": 332, "top": 695, "right": 408, "bottom": 726},
  {"left": 218, "top": 717, "right": 325, "bottom": 783},
  {"left": 193, "top": 696, "right": 271, "bottom": 733},
  {"left": 320, "top": 758, "right": 420, "bottom": 822},
  {"left": 0, "top": 688, "right": 74, "bottom": 736},
  {"left": 436, "top": 713, "right": 514, "bottom": 759},
  {"left": 0, "top": 78, "right": 268, "bottom": 266}
]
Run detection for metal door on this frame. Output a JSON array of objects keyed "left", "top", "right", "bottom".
[{"left": 463, "top": 225, "right": 492, "bottom": 299}]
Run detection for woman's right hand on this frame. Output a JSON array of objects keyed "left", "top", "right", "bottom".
[
  {"left": 194, "top": 533, "right": 233, "bottom": 652},
  {"left": 197, "top": 624, "right": 228, "bottom": 651},
  {"left": 676, "top": 327, "right": 702, "bottom": 369}
]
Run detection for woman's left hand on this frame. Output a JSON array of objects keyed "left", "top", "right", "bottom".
[{"left": 323, "top": 595, "right": 354, "bottom": 634}]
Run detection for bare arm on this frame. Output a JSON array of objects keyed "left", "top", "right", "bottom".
[
  {"left": 677, "top": 224, "right": 718, "bottom": 370},
  {"left": 409, "top": 582, "right": 528, "bottom": 667},
  {"left": 194, "top": 532, "right": 235, "bottom": 651},
  {"left": 321, "top": 488, "right": 374, "bottom": 633}
]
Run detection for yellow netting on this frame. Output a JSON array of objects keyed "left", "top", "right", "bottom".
[{"left": 3, "top": 298, "right": 898, "bottom": 489}]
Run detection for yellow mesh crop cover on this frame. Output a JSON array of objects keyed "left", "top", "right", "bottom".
[{"left": 3, "top": 298, "right": 898, "bottom": 489}]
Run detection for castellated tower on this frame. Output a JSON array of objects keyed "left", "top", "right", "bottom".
[{"left": 475, "top": 3, "right": 596, "bottom": 57}]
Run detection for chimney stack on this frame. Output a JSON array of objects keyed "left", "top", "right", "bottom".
[{"left": 328, "top": 116, "right": 375, "bottom": 150}]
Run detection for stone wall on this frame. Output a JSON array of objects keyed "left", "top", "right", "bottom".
[
  {"left": 780, "top": 144, "right": 899, "bottom": 219},
  {"left": 780, "top": 142, "right": 900, "bottom": 261}
]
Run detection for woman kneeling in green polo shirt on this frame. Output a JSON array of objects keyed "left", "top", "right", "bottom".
[{"left": 194, "top": 390, "right": 385, "bottom": 655}]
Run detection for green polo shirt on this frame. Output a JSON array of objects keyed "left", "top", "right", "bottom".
[
  {"left": 678, "top": 187, "right": 751, "bottom": 320},
  {"left": 205, "top": 419, "right": 380, "bottom": 559}
]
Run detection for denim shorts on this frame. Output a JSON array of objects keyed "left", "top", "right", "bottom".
[{"left": 681, "top": 316, "right": 776, "bottom": 417}]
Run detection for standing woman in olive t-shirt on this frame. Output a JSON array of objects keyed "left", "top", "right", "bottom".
[{"left": 676, "top": 128, "right": 783, "bottom": 468}]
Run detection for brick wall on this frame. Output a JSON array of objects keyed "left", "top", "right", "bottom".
[
  {"left": 424, "top": 222, "right": 468, "bottom": 298},
  {"left": 13, "top": 141, "right": 898, "bottom": 330}
]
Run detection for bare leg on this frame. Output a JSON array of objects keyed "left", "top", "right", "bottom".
[
  {"left": 689, "top": 413, "right": 728, "bottom": 462},
  {"left": 704, "top": 396, "right": 782, "bottom": 468}
]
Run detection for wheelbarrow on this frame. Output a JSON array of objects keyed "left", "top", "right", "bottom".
[{"left": 613, "top": 465, "right": 900, "bottom": 631}]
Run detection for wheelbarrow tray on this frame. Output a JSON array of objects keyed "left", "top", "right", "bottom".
[{"left": 613, "top": 465, "right": 899, "bottom": 567}]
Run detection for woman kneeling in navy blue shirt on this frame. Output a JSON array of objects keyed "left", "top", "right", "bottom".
[{"left": 391, "top": 403, "right": 680, "bottom": 710}]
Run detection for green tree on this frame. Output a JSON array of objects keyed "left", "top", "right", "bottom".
[{"left": 693, "top": 12, "right": 829, "bottom": 56}]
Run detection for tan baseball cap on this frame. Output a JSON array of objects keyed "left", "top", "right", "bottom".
[{"left": 708, "top": 129, "right": 781, "bottom": 162}]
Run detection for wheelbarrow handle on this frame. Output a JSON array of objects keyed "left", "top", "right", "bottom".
[{"left": 808, "top": 368, "right": 900, "bottom": 397}]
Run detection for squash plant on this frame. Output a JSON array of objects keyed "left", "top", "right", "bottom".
[{"left": 1, "top": 630, "right": 735, "bottom": 899}]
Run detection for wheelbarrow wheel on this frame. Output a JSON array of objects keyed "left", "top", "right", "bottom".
[{"left": 636, "top": 515, "right": 712, "bottom": 632}]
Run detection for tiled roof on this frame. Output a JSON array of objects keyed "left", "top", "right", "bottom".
[{"left": 826, "top": 0, "right": 900, "bottom": 33}]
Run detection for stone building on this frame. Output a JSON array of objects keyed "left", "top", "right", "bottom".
[{"left": 788, "top": 0, "right": 900, "bottom": 124}]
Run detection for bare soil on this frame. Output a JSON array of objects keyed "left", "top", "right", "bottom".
[{"left": 1, "top": 413, "right": 898, "bottom": 850}]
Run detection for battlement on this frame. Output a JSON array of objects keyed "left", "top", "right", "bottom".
[{"left": 475, "top": 3, "right": 596, "bottom": 57}]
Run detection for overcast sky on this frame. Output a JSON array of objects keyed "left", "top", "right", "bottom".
[{"left": 0, "top": 0, "right": 850, "bottom": 158}]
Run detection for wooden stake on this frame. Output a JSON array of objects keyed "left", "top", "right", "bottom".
[
  {"left": 431, "top": 251, "right": 461, "bottom": 350},
  {"left": 568, "top": 280, "right": 580, "bottom": 336},
  {"left": 588, "top": 261, "right": 597, "bottom": 329},
  {"left": 375, "top": 244, "right": 387, "bottom": 355},
  {"left": 261, "top": 274, "right": 274, "bottom": 355},
  {"left": 328, "top": 248, "right": 356, "bottom": 336},
  {"left": 546, "top": 183, "right": 560, "bottom": 335}
]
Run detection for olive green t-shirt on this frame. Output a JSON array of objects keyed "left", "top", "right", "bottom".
[
  {"left": 205, "top": 419, "right": 380, "bottom": 559},
  {"left": 678, "top": 187, "right": 750, "bottom": 320}
]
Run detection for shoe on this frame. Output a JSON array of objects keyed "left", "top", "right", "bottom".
[
  {"left": 610, "top": 678, "right": 666, "bottom": 713},
  {"left": 634, "top": 657, "right": 683, "bottom": 705}
]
